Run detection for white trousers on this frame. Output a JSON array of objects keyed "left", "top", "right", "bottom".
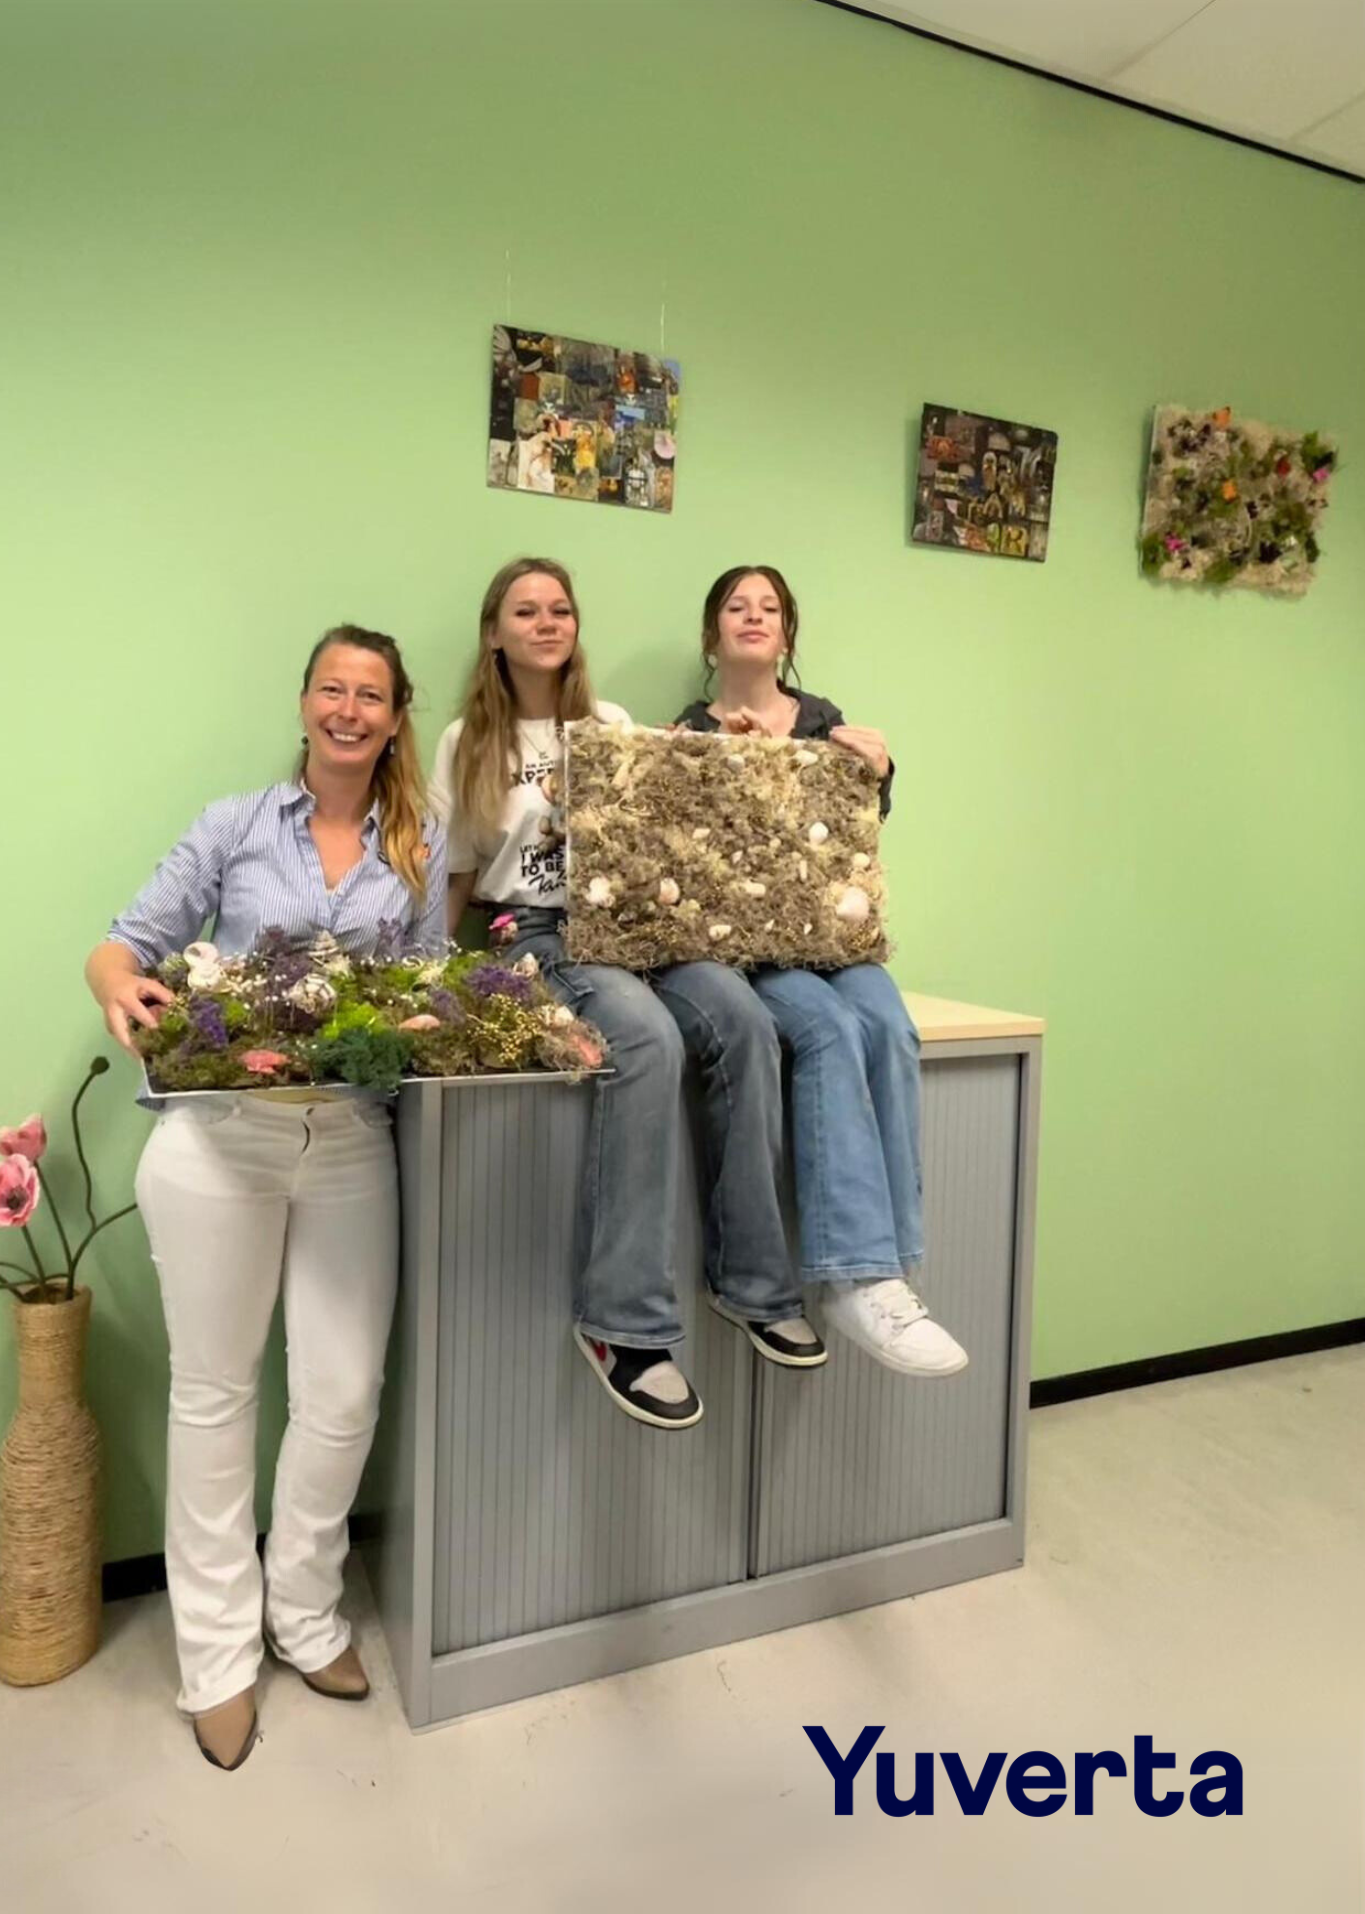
[{"left": 135, "top": 1096, "right": 398, "bottom": 1715}]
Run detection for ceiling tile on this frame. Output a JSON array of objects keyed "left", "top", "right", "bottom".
[
  {"left": 829, "top": 0, "right": 1365, "bottom": 179},
  {"left": 1110, "top": 0, "right": 1365, "bottom": 138},
  {"left": 859, "top": 1, "right": 1215, "bottom": 81},
  {"left": 1296, "top": 89, "right": 1365, "bottom": 167}
]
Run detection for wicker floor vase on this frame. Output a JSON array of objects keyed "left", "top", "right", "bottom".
[{"left": 0, "top": 1286, "right": 102, "bottom": 1684}]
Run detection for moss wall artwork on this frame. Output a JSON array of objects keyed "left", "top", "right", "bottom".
[{"left": 1141, "top": 405, "right": 1336, "bottom": 593}]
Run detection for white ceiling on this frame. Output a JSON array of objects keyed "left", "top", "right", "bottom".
[{"left": 839, "top": 0, "right": 1365, "bottom": 179}]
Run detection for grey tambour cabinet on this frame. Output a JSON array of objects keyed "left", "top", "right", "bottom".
[{"left": 366, "top": 993, "right": 1043, "bottom": 1729}]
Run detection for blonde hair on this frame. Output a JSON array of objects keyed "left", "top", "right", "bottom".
[
  {"left": 451, "top": 557, "right": 595, "bottom": 842},
  {"left": 298, "top": 626, "right": 430, "bottom": 898}
]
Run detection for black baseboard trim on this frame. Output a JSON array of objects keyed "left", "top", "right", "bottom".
[
  {"left": 101, "top": 1336, "right": 1363, "bottom": 1598},
  {"left": 815, "top": 0, "right": 1364, "bottom": 188},
  {"left": 1031, "top": 1317, "right": 1365, "bottom": 1408},
  {"left": 102, "top": 1550, "right": 168, "bottom": 1604}
]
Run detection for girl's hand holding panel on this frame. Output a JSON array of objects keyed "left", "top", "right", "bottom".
[{"left": 830, "top": 725, "right": 890, "bottom": 779}]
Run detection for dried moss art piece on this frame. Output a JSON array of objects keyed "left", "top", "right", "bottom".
[
  {"left": 1140, "top": 405, "right": 1336, "bottom": 596},
  {"left": 134, "top": 931, "right": 605, "bottom": 1094},
  {"left": 565, "top": 722, "right": 888, "bottom": 971}
]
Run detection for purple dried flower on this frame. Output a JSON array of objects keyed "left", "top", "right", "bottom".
[
  {"left": 468, "top": 965, "right": 532, "bottom": 1003},
  {"left": 374, "top": 918, "right": 405, "bottom": 962},
  {"left": 188, "top": 995, "right": 229, "bottom": 1051},
  {"left": 429, "top": 989, "right": 464, "bottom": 1026},
  {"left": 264, "top": 952, "right": 310, "bottom": 992}
]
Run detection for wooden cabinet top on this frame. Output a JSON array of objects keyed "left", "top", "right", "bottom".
[{"left": 904, "top": 992, "right": 1045, "bottom": 1044}]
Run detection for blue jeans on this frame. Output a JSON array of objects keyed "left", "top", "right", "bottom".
[
  {"left": 506, "top": 912, "right": 801, "bottom": 1347},
  {"left": 750, "top": 964, "right": 925, "bottom": 1282}
]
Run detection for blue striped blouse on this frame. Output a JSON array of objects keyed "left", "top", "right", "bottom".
[{"left": 108, "top": 782, "right": 448, "bottom": 968}]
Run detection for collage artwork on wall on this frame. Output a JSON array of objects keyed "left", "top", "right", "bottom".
[
  {"left": 487, "top": 324, "right": 680, "bottom": 512},
  {"left": 912, "top": 404, "right": 1058, "bottom": 561}
]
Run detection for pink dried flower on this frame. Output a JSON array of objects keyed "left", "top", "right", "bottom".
[
  {"left": 0, "top": 1116, "right": 47, "bottom": 1163},
  {"left": 1164, "top": 536, "right": 1185, "bottom": 554},
  {"left": 241, "top": 1050, "right": 290, "bottom": 1075},
  {"left": 490, "top": 912, "right": 518, "bottom": 946},
  {"left": 1313, "top": 466, "right": 1330, "bottom": 484},
  {"left": 571, "top": 1033, "right": 605, "bottom": 1070},
  {"left": 398, "top": 1014, "right": 441, "bottom": 1032},
  {"left": 0, "top": 1155, "right": 41, "bottom": 1228}
]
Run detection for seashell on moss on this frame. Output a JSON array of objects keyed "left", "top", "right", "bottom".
[
  {"left": 288, "top": 972, "right": 337, "bottom": 1016},
  {"left": 184, "top": 941, "right": 225, "bottom": 990},
  {"left": 835, "top": 885, "right": 871, "bottom": 923}
]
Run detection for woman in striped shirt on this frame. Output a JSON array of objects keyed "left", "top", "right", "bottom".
[{"left": 85, "top": 625, "right": 445, "bottom": 1772}]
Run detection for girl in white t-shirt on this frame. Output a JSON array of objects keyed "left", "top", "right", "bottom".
[{"left": 430, "top": 557, "right": 824, "bottom": 1430}]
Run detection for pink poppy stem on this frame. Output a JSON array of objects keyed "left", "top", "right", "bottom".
[
  {"left": 20, "top": 1225, "right": 53, "bottom": 1299},
  {"left": 33, "top": 1163, "right": 75, "bottom": 1281},
  {"left": 70, "top": 1063, "right": 103, "bottom": 1234},
  {"left": 68, "top": 1203, "right": 138, "bottom": 1290}
]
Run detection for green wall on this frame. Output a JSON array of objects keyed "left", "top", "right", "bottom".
[{"left": 4, "top": 0, "right": 1364, "bottom": 1563}]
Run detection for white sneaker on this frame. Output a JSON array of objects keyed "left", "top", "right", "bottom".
[{"left": 821, "top": 1278, "right": 969, "bottom": 1377}]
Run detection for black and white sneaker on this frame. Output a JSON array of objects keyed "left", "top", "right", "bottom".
[
  {"left": 708, "top": 1294, "right": 828, "bottom": 1368},
  {"left": 573, "top": 1328, "right": 704, "bottom": 1429}
]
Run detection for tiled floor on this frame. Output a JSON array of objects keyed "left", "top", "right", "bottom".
[{"left": 3, "top": 1348, "right": 1362, "bottom": 1913}]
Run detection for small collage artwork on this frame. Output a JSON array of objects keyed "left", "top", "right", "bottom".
[
  {"left": 487, "top": 325, "right": 681, "bottom": 513},
  {"left": 912, "top": 404, "right": 1058, "bottom": 562}
]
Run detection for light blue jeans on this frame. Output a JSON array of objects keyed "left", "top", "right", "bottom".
[
  {"left": 505, "top": 912, "right": 802, "bottom": 1347},
  {"left": 749, "top": 963, "right": 925, "bottom": 1282}
]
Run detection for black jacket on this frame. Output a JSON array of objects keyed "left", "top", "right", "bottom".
[{"left": 674, "top": 690, "right": 894, "bottom": 818}]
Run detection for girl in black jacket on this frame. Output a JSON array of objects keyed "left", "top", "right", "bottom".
[{"left": 675, "top": 566, "right": 967, "bottom": 1378}]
